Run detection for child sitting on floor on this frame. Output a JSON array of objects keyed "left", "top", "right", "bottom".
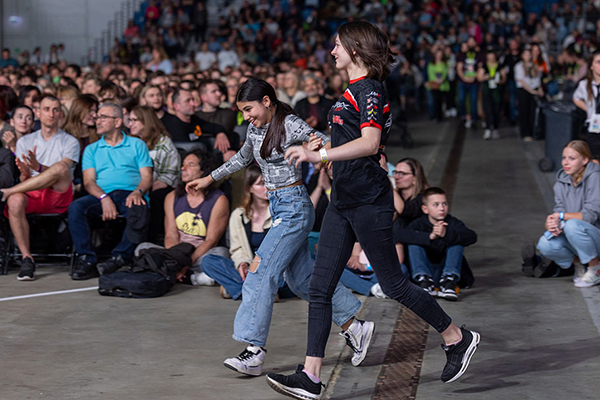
[{"left": 407, "top": 187, "right": 477, "bottom": 300}]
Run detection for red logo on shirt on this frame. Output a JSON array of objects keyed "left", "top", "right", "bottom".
[{"left": 332, "top": 115, "right": 344, "bottom": 125}]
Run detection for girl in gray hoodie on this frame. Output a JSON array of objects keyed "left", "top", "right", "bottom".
[{"left": 537, "top": 140, "right": 600, "bottom": 288}]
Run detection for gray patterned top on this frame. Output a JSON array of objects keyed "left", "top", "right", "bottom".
[{"left": 211, "top": 114, "right": 330, "bottom": 190}]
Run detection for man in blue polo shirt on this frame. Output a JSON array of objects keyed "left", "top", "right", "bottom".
[{"left": 68, "top": 103, "right": 153, "bottom": 280}]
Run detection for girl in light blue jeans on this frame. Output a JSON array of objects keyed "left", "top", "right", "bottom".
[
  {"left": 537, "top": 140, "right": 600, "bottom": 288},
  {"left": 186, "top": 79, "right": 365, "bottom": 377}
]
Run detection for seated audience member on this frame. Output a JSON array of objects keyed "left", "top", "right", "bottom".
[
  {"left": 197, "top": 79, "right": 239, "bottom": 149},
  {"left": 18, "top": 85, "right": 41, "bottom": 108},
  {"left": 407, "top": 187, "right": 477, "bottom": 300},
  {"left": 533, "top": 141, "right": 600, "bottom": 288},
  {"left": 4, "top": 105, "right": 35, "bottom": 153},
  {"left": 148, "top": 71, "right": 169, "bottom": 94},
  {"left": 57, "top": 85, "right": 80, "bottom": 111},
  {"left": 294, "top": 74, "right": 335, "bottom": 134},
  {"left": 129, "top": 105, "right": 180, "bottom": 243},
  {"left": 161, "top": 88, "right": 229, "bottom": 157},
  {"left": 392, "top": 158, "right": 429, "bottom": 264},
  {"left": 68, "top": 102, "right": 153, "bottom": 280},
  {"left": 139, "top": 85, "right": 166, "bottom": 119},
  {"left": 137, "top": 149, "right": 229, "bottom": 285},
  {"left": 277, "top": 71, "right": 306, "bottom": 108},
  {"left": 1, "top": 95, "right": 80, "bottom": 281},
  {"left": 81, "top": 76, "right": 102, "bottom": 98}
]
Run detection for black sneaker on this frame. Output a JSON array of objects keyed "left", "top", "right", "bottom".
[
  {"left": 441, "top": 325, "right": 480, "bottom": 383},
  {"left": 97, "top": 255, "right": 127, "bottom": 276},
  {"left": 17, "top": 257, "right": 36, "bottom": 281},
  {"left": 438, "top": 275, "right": 459, "bottom": 301},
  {"left": 415, "top": 274, "right": 436, "bottom": 296},
  {"left": 71, "top": 255, "right": 99, "bottom": 280},
  {"left": 266, "top": 364, "right": 324, "bottom": 400}
]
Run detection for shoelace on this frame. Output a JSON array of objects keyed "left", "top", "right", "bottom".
[
  {"left": 237, "top": 349, "right": 258, "bottom": 361},
  {"left": 341, "top": 331, "right": 360, "bottom": 354}
]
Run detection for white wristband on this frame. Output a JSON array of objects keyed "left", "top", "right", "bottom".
[{"left": 319, "top": 148, "right": 328, "bottom": 163}]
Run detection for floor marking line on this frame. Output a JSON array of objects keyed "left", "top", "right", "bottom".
[{"left": 0, "top": 286, "right": 98, "bottom": 302}]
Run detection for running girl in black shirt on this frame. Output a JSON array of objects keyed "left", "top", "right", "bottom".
[{"left": 267, "top": 21, "right": 480, "bottom": 400}]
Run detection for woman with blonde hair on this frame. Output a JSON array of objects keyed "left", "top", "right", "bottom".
[
  {"left": 129, "top": 105, "right": 180, "bottom": 242},
  {"left": 535, "top": 140, "right": 600, "bottom": 288}
]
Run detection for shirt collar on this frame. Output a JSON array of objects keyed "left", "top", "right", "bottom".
[{"left": 98, "top": 132, "right": 130, "bottom": 148}]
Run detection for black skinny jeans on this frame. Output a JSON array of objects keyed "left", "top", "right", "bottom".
[{"left": 306, "top": 191, "right": 453, "bottom": 358}]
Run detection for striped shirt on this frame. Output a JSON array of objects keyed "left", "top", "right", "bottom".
[{"left": 149, "top": 135, "right": 181, "bottom": 187}]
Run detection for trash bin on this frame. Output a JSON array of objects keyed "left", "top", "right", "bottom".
[{"left": 539, "top": 103, "right": 582, "bottom": 172}]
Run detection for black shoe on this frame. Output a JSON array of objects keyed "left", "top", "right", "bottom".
[
  {"left": 17, "top": 257, "right": 36, "bottom": 281},
  {"left": 266, "top": 364, "right": 324, "bottom": 400},
  {"left": 521, "top": 241, "right": 537, "bottom": 277},
  {"left": 438, "top": 275, "right": 459, "bottom": 301},
  {"left": 71, "top": 255, "right": 99, "bottom": 280},
  {"left": 415, "top": 274, "right": 436, "bottom": 296},
  {"left": 97, "top": 255, "right": 127, "bottom": 276},
  {"left": 441, "top": 326, "right": 480, "bottom": 383}
]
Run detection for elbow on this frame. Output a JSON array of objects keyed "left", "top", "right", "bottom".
[{"left": 368, "top": 141, "right": 380, "bottom": 156}]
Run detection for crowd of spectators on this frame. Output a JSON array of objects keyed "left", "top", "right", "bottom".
[{"left": 2, "top": 0, "right": 600, "bottom": 292}]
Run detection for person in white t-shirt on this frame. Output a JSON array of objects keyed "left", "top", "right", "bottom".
[
  {"left": 195, "top": 42, "right": 217, "bottom": 71},
  {"left": 1, "top": 95, "right": 80, "bottom": 281}
]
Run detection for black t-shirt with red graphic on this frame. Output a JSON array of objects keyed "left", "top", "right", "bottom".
[{"left": 328, "top": 76, "right": 392, "bottom": 209}]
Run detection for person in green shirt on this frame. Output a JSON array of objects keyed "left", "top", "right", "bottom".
[{"left": 426, "top": 48, "right": 450, "bottom": 123}]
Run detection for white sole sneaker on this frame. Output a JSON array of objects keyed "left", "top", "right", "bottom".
[
  {"left": 445, "top": 331, "right": 480, "bottom": 383},
  {"left": 352, "top": 321, "right": 375, "bottom": 367},
  {"left": 223, "top": 346, "right": 265, "bottom": 376}
]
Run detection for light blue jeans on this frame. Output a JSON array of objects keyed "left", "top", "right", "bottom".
[
  {"left": 408, "top": 244, "right": 464, "bottom": 283},
  {"left": 537, "top": 219, "right": 600, "bottom": 269},
  {"left": 232, "top": 185, "right": 361, "bottom": 347}
]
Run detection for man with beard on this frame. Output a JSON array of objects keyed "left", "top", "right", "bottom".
[{"left": 294, "top": 74, "right": 334, "bottom": 134}]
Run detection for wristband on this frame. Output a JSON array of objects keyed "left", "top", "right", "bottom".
[
  {"left": 319, "top": 148, "right": 328, "bottom": 163},
  {"left": 325, "top": 189, "right": 331, "bottom": 196},
  {"left": 135, "top": 188, "right": 143, "bottom": 195},
  {"left": 99, "top": 194, "right": 108, "bottom": 202},
  {"left": 559, "top": 212, "right": 564, "bottom": 221},
  {"left": 38, "top": 164, "right": 43, "bottom": 173}
]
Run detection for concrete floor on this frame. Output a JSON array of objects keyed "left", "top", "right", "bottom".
[{"left": 1, "top": 118, "right": 599, "bottom": 400}]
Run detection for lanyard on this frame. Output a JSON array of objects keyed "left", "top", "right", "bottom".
[
  {"left": 595, "top": 84, "right": 600, "bottom": 114},
  {"left": 488, "top": 63, "right": 498, "bottom": 79}
]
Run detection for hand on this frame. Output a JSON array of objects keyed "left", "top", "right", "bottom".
[
  {"left": 22, "top": 146, "right": 40, "bottom": 172},
  {"left": 431, "top": 221, "right": 448, "bottom": 238},
  {"left": 305, "top": 115, "right": 319, "bottom": 128},
  {"left": 214, "top": 132, "right": 231, "bottom": 153},
  {"left": 285, "top": 145, "right": 320, "bottom": 168},
  {"left": 238, "top": 262, "right": 249, "bottom": 281},
  {"left": 379, "top": 154, "right": 389, "bottom": 172},
  {"left": 3, "top": 131, "right": 16, "bottom": 152},
  {"left": 545, "top": 213, "right": 559, "bottom": 231},
  {"left": 307, "top": 133, "right": 322, "bottom": 151},
  {"left": 125, "top": 190, "right": 146, "bottom": 207},
  {"left": 347, "top": 255, "right": 364, "bottom": 271},
  {"left": 186, "top": 175, "right": 213, "bottom": 194},
  {"left": 101, "top": 197, "right": 118, "bottom": 221},
  {"left": 317, "top": 168, "right": 331, "bottom": 191},
  {"left": 176, "top": 266, "right": 189, "bottom": 282},
  {"left": 15, "top": 157, "right": 31, "bottom": 180}
]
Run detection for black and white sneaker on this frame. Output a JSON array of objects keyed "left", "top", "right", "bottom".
[
  {"left": 223, "top": 345, "right": 266, "bottom": 376},
  {"left": 17, "top": 257, "right": 36, "bottom": 281},
  {"left": 340, "top": 319, "right": 375, "bottom": 366},
  {"left": 266, "top": 364, "right": 324, "bottom": 400},
  {"left": 416, "top": 275, "right": 436, "bottom": 296},
  {"left": 438, "top": 275, "right": 459, "bottom": 301},
  {"left": 441, "top": 325, "right": 480, "bottom": 383}
]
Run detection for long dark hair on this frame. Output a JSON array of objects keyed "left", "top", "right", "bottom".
[
  {"left": 240, "top": 164, "right": 263, "bottom": 219},
  {"left": 236, "top": 78, "right": 296, "bottom": 159},
  {"left": 586, "top": 51, "right": 600, "bottom": 102},
  {"left": 338, "top": 21, "right": 396, "bottom": 82}
]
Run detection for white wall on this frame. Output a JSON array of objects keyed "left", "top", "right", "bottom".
[{"left": 2, "top": 0, "right": 131, "bottom": 64}]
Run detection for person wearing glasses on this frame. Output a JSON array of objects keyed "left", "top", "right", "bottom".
[
  {"left": 67, "top": 103, "right": 153, "bottom": 280},
  {"left": 1, "top": 95, "right": 80, "bottom": 281}
]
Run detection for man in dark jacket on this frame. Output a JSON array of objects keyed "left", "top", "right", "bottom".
[
  {"left": 407, "top": 187, "right": 477, "bottom": 301},
  {"left": 294, "top": 74, "right": 334, "bottom": 134}
]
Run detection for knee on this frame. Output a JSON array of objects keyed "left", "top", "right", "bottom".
[
  {"left": 537, "top": 234, "right": 562, "bottom": 255},
  {"left": 563, "top": 219, "right": 585, "bottom": 237},
  {"left": 6, "top": 193, "right": 27, "bottom": 213},
  {"left": 68, "top": 198, "right": 84, "bottom": 216},
  {"left": 49, "top": 161, "right": 70, "bottom": 178}
]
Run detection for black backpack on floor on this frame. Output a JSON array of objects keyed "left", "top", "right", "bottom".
[{"left": 98, "top": 243, "right": 195, "bottom": 298}]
